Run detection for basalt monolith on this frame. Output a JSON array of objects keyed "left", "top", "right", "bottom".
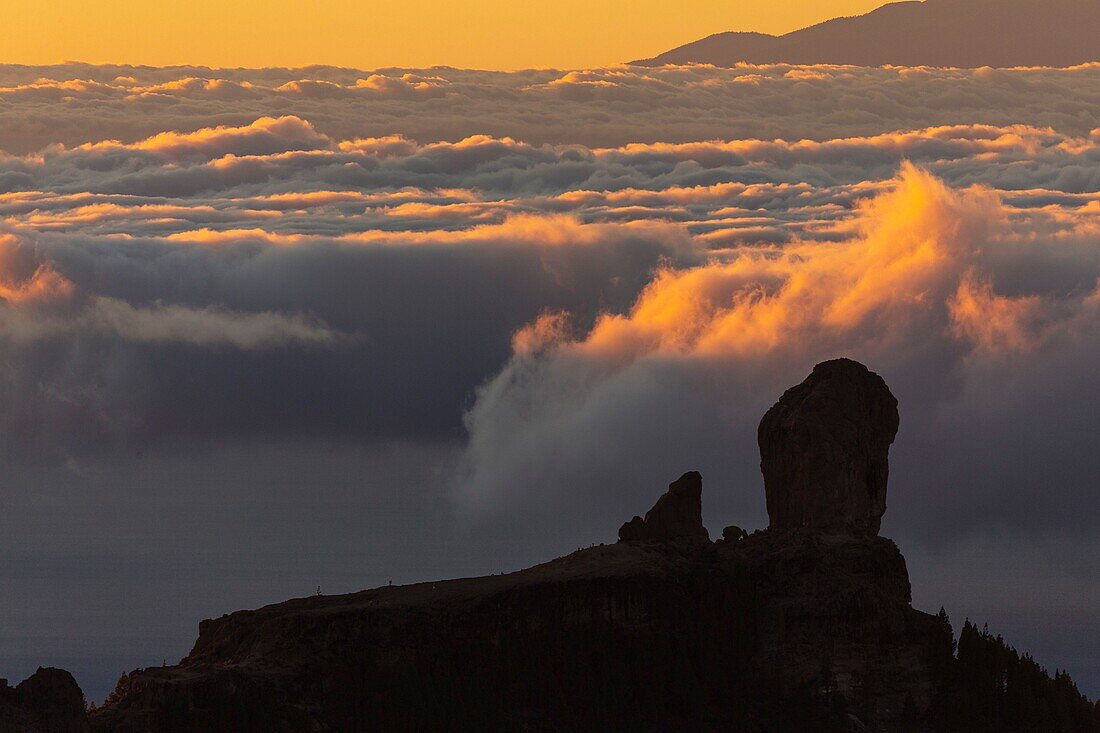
[{"left": 758, "top": 358, "right": 899, "bottom": 534}]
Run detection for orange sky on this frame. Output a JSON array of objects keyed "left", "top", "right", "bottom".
[{"left": 6, "top": 0, "right": 887, "bottom": 70}]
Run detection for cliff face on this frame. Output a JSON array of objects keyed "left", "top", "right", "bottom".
[{"left": 90, "top": 531, "right": 941, "bottom": 732}]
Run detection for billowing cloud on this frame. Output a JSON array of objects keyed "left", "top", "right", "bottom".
[
  {"left": 0, "top": 232, "right": 341, "bottom": 347},
  {"left": 0, "top": 296, "right": 341, "bottom": 348},
  {"left": 457, "top": 164, "right": 1100, "bottom": 577}
]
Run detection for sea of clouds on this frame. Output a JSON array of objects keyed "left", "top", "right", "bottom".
[{"left": 0, "top": 63, "right": 1098, "bottom": 701}]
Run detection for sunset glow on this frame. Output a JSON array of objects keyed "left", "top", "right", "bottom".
[{"left": 8, "top": 0, "right": 886, "bottom": 69}]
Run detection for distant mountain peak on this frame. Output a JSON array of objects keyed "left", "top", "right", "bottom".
[{"left": 634, "top": 0, "right": 1100, "bottom": 68}]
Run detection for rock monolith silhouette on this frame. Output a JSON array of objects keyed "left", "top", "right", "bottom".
[
  {"left": 758, "top": 358, "right": 899, "bottom": 534},
  {"left": 618, "top": 471, "right": 709, "bottom": 542}
]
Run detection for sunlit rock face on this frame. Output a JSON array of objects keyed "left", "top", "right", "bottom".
[
  {"left": 618, "top": 471, "right": 709, "bottom": 543},
  {"left": 759, "top": 358, "right": 899, "bottom": 534}
]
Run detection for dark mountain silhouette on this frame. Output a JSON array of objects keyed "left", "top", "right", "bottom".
[
  {"left": 635, "top": 0, "right": 1100, "bottom": 68},
  {"left": 4, "top": 359, "right": 1098, "bottom": 731}
]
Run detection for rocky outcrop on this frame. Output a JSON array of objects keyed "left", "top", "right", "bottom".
[
  {"left": 759, "top": 358, "right": 899, "bottom": 534},
  {"left": 25, "top": 356, "right": 1098, "bottom": 732},
  {"left": 618, "top": 470, "right": 709, "bottom": 543},
  {"left": 89, "top": 530, "right": 942, "bottom": 732},
  {"left": 83, "top": 525, "right": 1100, "bottom": 733},
  {"left": 0, "top": 668, "right": 88, "bottom": 733}
]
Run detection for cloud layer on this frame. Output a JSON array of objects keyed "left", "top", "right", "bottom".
[
  {"left": 0, "top": 63, "right": 1097, "bottom": 701},
  {"left": 2, "top": 114, "right": 1098, "bottom": 462},
  {"left": 1, "top": 63, "right": 1100, "bottom": 154}
]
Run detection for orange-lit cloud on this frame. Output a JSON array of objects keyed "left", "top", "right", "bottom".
[
  {"left": 561, "top": 165, "right": 1003, "bottom": 360},
  {"left": 126, "top": 116, "right": 330, "bottom": 160},
  {"left": 458, "top": 165, "right": 1100, "bottom": 515}
]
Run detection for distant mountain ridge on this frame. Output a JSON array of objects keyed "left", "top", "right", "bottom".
[{"left": 635, "top": 0, "right": 1100, "bottom": 68}]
